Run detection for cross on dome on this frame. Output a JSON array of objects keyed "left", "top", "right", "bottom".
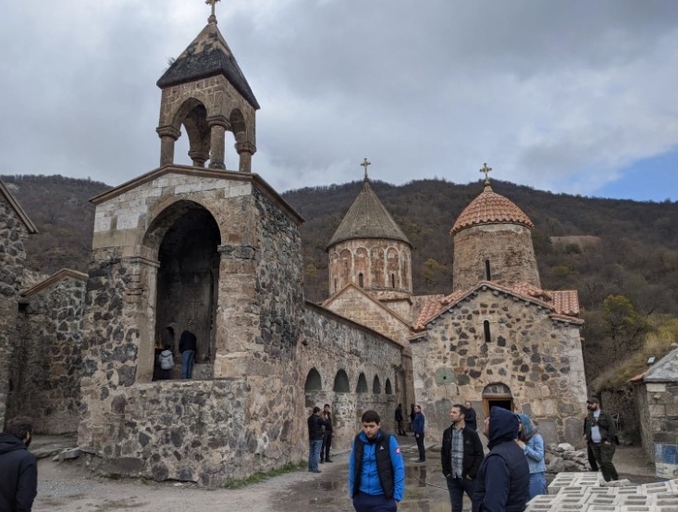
[{"left": 480, "top": 163, "right": 492, "bottom": 184}]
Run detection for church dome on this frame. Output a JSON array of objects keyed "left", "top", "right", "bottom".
[{"left": 451, "top": 183, "right": 534, "bottom": 235}]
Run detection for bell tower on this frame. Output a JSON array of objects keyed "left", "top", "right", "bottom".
[{"left": 155, "top": 0, "right": 259, "bottom": 172}]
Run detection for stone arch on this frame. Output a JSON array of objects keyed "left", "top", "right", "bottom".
[
  {"left": 373, "top": 375, "right": 381, "bottom": 394},
  {"left": 144, "top": 200, "right": 221, "bottom": 380},
  {"left": 305, "top": 368, "right": 322, "bottom": 391},
  {"left": 173, "top": 98, "right": 211, "bottom": 167},
  {"left": 386, "top": 247, "right": 399, "bottom": 288},
  {"left": 482, "top": 382, "right": 513, "bottom": 415},
  {"left": 333, "top": 370, "right": 350, "bottom": 393},
  {"left": 354, "top": 247, "right": 369, "bottom": 287},
  {"left": 340, "top": 249, "right": 352, "bottom": 288},
  {"left": 385, "top": 378, "right": 393, "bottom": 395},
  {"left": 357, "top": 373, "right": 368, "bottom": 393},
  {"left": 370, "top": 247, "right": 384, "bottom": 287}
]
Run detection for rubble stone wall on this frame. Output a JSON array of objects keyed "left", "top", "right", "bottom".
[
  {"left": 411, "top": 287, "right": 587, "bottom": 445},
  {"left": 636, "top": 381, "right": 678, "bottom": 461}
]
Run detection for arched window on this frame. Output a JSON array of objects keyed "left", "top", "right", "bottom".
[
  {"left": 385, "top": 379, "right": 393, "bottom": 394},
  {"left": 373, "top": 376, "right": 381, "bottom": 394},
  {"left": 333, "top": 370, "right": 350, "bottom": 393},
  {"left": 357, "top": 373, "right": 368, "bottom": 393},
  {"left": 485, "top": 259, "right": 491, "bottom": 280},
  {"left": 358, "top": 273, "right": 364, "bottom": 287},
  {"left": 484, "top": 320, "right": 491, "bottom": 343},
  {"left": 305, "top": 368, "right": 322, "bottom": 391}
]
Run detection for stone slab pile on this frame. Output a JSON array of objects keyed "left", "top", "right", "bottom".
[{"left": 523, "top": 472, "right": 678, "bottom": 511}]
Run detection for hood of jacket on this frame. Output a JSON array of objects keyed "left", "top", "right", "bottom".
[
  {"left": 488, "top": 407, "right": 519, "bottom": 449},
  {"left": 0, "top": 432, "right": 26, "bottom": 455},
  {"left": 517, "top": 413, "right": 535, "bottom": 436}
]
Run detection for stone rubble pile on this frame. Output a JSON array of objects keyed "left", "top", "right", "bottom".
[
  {"left": 525, "top": 472, "right": 678, "bottom": 511},
  {"left": 545, "top": 442, "right": 591, "bottom": 473}
]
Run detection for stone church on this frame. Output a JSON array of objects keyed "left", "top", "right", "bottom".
[{"left": 0, "top": 5, "right": 587, "bottom": 485}]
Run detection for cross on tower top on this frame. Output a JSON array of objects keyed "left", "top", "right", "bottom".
[
  {"left": 361, "top": 158, "right": 371, "bottom": 180},
  {"left": 206, "top": 0, "right": 221, "bottom": 23},
  {"left": 480, "top": 163, "right": 492, "bottom": 184}
]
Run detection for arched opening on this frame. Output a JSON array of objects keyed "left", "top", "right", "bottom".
[
  {"left": 172, "top": 98, "right": 210, "bottom": 167},
  {"left": 357, "top": 373, "right": 368, "bottom": 393},
  {"left": 150, "top": 201, "right": 221, "bottom": 380},
  {"left": 385, "top": 379, "right": 393, "bottom": 395},
  {"left": 482, "top": 382, "right": 513, "bottom": 416},
  {"left": 358, "top": 273, "right": 364, "bottom": 288},
  {"left": 485, "top": 259, "right": 491, "bottom": 280},
  {"left": 305, "top": 368, "right": 322, "bottom": 391},
  {"left": 333, "top": 370, "right": 350, "bottom": 393},
  {"left": 484, "top": 320, "right": 491, "bottom": 343},
  {"left": 372, "top": 375, "right": 381, "bottom": 394}
]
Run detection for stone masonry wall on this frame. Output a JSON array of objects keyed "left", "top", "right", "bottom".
[
  {"left": 638, "top": 382, "right": 678, "bottom": 461},
  {"left": 300, "top": 304, "right": 403, "bottom": 450},
  {"left": 7, "top": 277, "right": 86, "bottom": 434},
  {"left": 411, "top": 287, "right": 587, "bottom": 445},
  {"left": 0, "top": 199, "right": 29, "bottom": 426}
]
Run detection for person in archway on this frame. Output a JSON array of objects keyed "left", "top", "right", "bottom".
[
  {"left": 179, "top": 330, "right": 197, "bottom": 379},
  {"left": 413, "top": 405, "right": 426, "bottom": 463},
  {"left": 320, "top": 403, "right": 334, "bottom": 463},
  {"left": 395, "top": 404, "right": 407, "bottom": 436}
]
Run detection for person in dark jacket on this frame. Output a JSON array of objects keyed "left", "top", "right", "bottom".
[
  {"left": 583, "top": 397, "right": 619, "bottom": 482},
  {"left": 320, "top": 403, "right": 334, "bottom": 463},
  {"left": 412, "top": 405, "right": 426, "bottom": 462},
  {"left": 349, "top": 410, "right": 405, "bottom": 512},
  {"left": 0, "top": 416, "right": 37, "bottom": 512},
  {"left": 308, "top": 406, "right": 328, "bottom": 473},
  {"left": 442, "top": 404, "right": 484, "bottom": 512},
  {"left": 464, "top": 401, "right": 477, "bottom": 431},
  {"left": 395, "top": 404, "right": 407, "bottom": 436},
  {"left": 472, "top": 407, "right": 529, "bottom": 512},
  {"left": 178, "top": 330, "right": 197, "bottom": 379}
]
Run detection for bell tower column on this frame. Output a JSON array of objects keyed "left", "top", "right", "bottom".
[
  {"left": 207, "top": 116, "right": 230, "bottom": 170},
  {"left": 156, "top": 126, "right": 181, "bottom": 166},
  {"left": 235, "top": 136, "right": 256, "bottom": 173}
]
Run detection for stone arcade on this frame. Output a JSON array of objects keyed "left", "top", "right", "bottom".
[{"left": 0, "top": 5, "right": 589, "bottom": 485}]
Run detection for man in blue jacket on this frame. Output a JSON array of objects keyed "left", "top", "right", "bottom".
[
  {"left": 0, "top": 416, "right": 37, "bottom": 512},
  {"left": 472, "top": 407, "right": 529, "bottom": 512},
  {"left": 412, "top": 405, "right": 426, "bottom": 462},
  {"left": 349, "top": 410, "right": 405, "bottom": 512}
]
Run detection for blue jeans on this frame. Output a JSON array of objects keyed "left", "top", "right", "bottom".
[
  {"left": 528, "top": 472, "right": 546, "bottom": 499},
  {"left": 181, "top": 350, "right": 195, "bottom": 379},
  {"left": 308, "top": 439, "right": 323, "bottom": 471},
  {"left": 446, "top": 475, "right": 477, "bottom": 512}
]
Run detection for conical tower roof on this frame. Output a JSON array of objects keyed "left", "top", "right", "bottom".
[
  {"left": 327, "top": 179, "right": 411, "bottom": 249},
  {"left": 157, "top": 19, "right": 259, "bottom": 109},
  {"left": 451, "top": 182, "right": 533, "bottom": 235}
]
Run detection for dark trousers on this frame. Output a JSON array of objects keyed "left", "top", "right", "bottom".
[
  {"left": 352, "top": 492, "right": 397, "bottom": 512},
  {"left": 587, "top": 442, "right": 599, "bottom": 471},
  {"left": 446, "top": 475, "right": 477, "bottom": 512},
  {"left": 591, "top": 442, "right": 619, "bottom": 481},
  {"left": 396, "top": 420, "right": 407, "bottom": 435},
  {"left": 415, "top": 433, "right": 426, "bottom": 461},
  {"left": 321, "top": 431, "right": 332, "bottom": 461}
]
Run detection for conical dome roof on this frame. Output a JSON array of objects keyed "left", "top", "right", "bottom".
[
  {"left": 451, "top": 183, "right": 533, "bottom": 235},
  {"left": 327, "top": 180, "right": 411, "bottom": 249},
  {"left": 157, "top": 19, "right": 259, "bottom": 109}
]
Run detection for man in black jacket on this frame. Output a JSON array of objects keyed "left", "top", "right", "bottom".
[
  {"left": 583, "top": 397, "right": 619, "bottom": 482},
  {"left": 308, "top": 406, "right": 328, "bottom": 473},
  {"left": 0, "top": 416, "right": 37, "bottom": 512},
  {"left": 441, "top": 404, "right": 484, "bottom": 512}
]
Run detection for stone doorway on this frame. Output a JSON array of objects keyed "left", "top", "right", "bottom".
[
  {"left": 153, "top": 203, "right": 221, "bottom": 379},
  {"left": 482, "top": 382, "right": 513, "bottom": 416}
]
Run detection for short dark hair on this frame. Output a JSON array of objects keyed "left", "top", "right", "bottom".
[
  {"left": 312, "top": 406, "right": 321, "bottom": 413},
  {"left": 4, "top": 416, "right": 33, "bottom": 440},
  {"left": 452, "top": 403, "right": 467, "bottom": 417},
  {"left": 324, "top": 404, "right": 330, "bottom": 408},
  {"left": 361, "top": 410, "right": 381, "bottom": 424}
]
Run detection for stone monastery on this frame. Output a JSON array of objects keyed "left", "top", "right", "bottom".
[{"left": 0, "top": 5, "right": 587, "bottom": 485}]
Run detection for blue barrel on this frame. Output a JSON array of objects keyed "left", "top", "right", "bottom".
[{"left": 654, "top": 443, "right": 678, "bottom": 478}]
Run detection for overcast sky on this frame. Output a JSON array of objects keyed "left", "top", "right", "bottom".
[{"left": 1, "top": 0, "right": 677, "bottom": 201}]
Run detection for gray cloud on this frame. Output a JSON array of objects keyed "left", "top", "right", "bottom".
[{"left": 1, "top": 0, "right": 677, "bottom": 199}]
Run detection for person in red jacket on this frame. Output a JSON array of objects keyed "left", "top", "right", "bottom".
[{"left": 0, "top": 416, "right": 37, "bottom": 512}]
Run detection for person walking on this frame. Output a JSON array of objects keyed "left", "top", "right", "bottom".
[
  {"left": 178, "top": 330, "right": 197, "bottom": 379},
  {"left": 413, "top": 405, "right": 426, "bottom": 463},
  {"left": 583, "top": 397, "right": 619, "bottom": 482},
  {"left": 395, "top": 404, "right": 407, "bottom": 436},
  {"left": 517, "top": 413, "right": 546, "bottom": 499},
  {"left": 320, "top": 403, "right": 334, "bottom": 463},
  {"left": 349, "top": 410, "right": 405, "bottom": 512},
  {"left": 308, "top": 406, "right": 327, "bottom": 473},
  {"left": 441, "top": 404, "right": 484, "bottom": 512},
  {"left": 472, "top": 407, "right": 529, "bottom": 512},
  {"left": 464, "top": 401, "right": 477, "bottom": 431},
  {"left": 0, "top": 416, "right": 38, "bottom": 512}
]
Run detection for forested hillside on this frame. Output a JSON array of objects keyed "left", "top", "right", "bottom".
[{"left": 4, "top": 173, "right": 678, "bottom": 382}]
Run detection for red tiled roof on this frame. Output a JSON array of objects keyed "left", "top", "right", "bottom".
[
  {"left": 551, "top": 290, "right": 580, "bottom": 316},
  {"left": 451, "top": 184, "right": 534, "bottom": 235}
]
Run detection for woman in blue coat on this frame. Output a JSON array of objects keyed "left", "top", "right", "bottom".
[{"left": 517, "top": 413, "right": 546, "bottom": 499}]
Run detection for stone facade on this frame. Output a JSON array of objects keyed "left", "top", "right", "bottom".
[
  {"left": 0, "top": 181, "right": 36, "bottom": 427},
  {"left": 6, "top": 270, "right": 87, "bottom": 434},
  {"left": 411, "top": 284, "right": 587, "bottom": 445}
]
